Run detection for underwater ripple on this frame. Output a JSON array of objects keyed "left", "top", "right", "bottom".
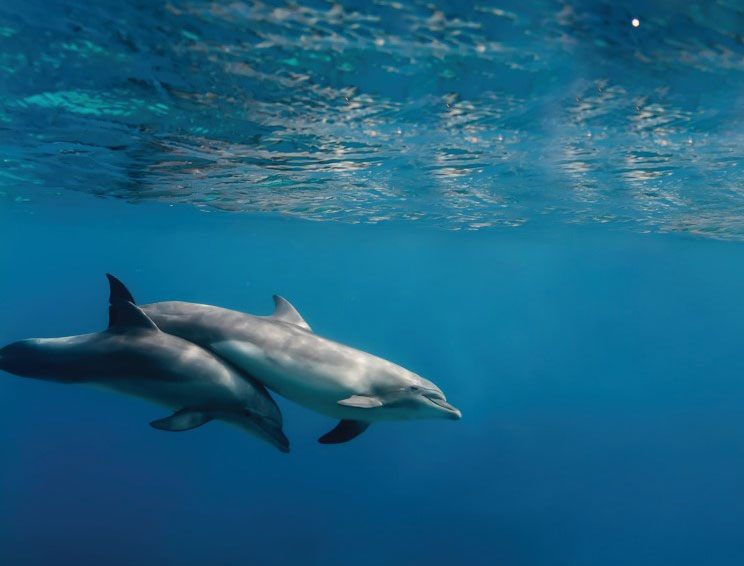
[{"left": 1, "top": 0, "right": 743, "bottom": 236}]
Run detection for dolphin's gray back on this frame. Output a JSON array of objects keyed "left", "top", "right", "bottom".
[
  {"left": 141, "top": 301, "right": 382, "bottom": 371},
  {"left": 0, "top": 331, "right": 198, "bottom": 383},
  {"left": 0, "top": 325, "right": 280, "bottom": 424},
  {"left": 141, "top": 302, "right": 258, "bottom": 344}
]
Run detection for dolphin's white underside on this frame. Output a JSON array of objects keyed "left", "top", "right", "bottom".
[{"left": 211, "top": 339, "right": 418, "bottom": 422}]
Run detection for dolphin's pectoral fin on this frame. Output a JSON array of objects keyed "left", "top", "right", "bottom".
[
  {"left": 318, "top": 420, "right": 370, "bottom": 444},
  {"left": 270, "top": 295, "right": 312, "bottom": 332},
  {"left": 150, "top": 409, "right": 212, "bottom": 432},
  {"left": 337, "top": 395, "right": 383, "bottom": 408}
]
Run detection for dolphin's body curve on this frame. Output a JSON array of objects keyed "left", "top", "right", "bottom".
[
  {"left": 108, "top": 275, "right": 461, "bottom": 444},
  {"left": 0, "top": 296, "right": 289, "bottom": 452}
]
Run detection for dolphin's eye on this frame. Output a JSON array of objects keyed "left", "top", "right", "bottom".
[{"left": 410, "top": 386, "right": 419, "bottom": 392}]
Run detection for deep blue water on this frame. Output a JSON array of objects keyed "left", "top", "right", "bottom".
[{"left": 2, "top": 1, "right": 744, "bottom": 565}]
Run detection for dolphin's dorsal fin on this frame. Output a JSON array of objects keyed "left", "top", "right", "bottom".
[
  {"left": 108, "top": 301, "right": 159, "bottom": 332},
  {"left": 106, "top": 273, "right": 136, "bottom": 304},
  {"left": 271, "top": 295, "right": 312, "bottom": 331}
]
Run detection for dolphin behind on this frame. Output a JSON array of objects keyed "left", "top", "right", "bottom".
[
  {"left": 0, "top": 291, "right": 289, "bottom": 453},
  {"left": 107, "top": 274, "right": 461, "bottom": 445}
]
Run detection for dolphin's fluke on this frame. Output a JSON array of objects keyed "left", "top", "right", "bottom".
[
  {"left": 106, "top": 273, "right": 136, "bottom": 304},
  {"left": 318, "top": 420, "right": 370, "bottom": 444},
  {"left": 150, "top": 409, "right": 212, "bottom": 431}
]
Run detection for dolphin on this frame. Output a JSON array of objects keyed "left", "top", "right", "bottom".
[
  {"left": 107, "top": 274, "right": 461, "bottom": 444},
  {"left": 0, "top": 292, "right": 289, "bottom": 452}
]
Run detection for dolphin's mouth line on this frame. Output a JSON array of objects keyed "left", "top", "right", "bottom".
[
  {"left": 424, "top": 396, "right": 462, "bottom": 418},
  {"left": 427, "top": 397, "right": 455, "bottom": 410}
]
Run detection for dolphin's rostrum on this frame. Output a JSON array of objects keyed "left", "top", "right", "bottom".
[
  {"left": 0, "top": 284, "right": 289, "bottom": 453},
  {"left": 107, "top": 274, "right": 461, "bottom": 444}
]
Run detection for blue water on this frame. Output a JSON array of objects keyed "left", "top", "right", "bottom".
[{"left": 2, "top": 1, "right": 744, "bottom": 565}]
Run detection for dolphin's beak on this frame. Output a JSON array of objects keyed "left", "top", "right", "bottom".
[{"left": 426, "top": 396, "right": 462, "bottom": 420}]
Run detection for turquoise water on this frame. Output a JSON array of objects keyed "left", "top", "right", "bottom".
[{"left": 2, "top": 1, "right": 744, "bottom": 565}]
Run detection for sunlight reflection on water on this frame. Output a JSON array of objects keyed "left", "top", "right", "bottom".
[{"left": 1, "top": 0, "right": 743, "bottom": 236}]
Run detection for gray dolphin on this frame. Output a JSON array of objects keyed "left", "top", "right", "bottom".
[
  {"left": 0, "top": 291, "right": 289, "bottom": 452},
  {"left": 108, "top": 274, "right": 461, "bottom": 444}
]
